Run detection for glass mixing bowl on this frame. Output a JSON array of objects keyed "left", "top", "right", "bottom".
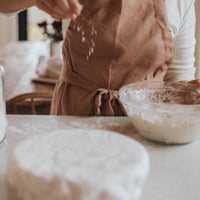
[{"left": 119, "top": 81, "right": 200, "bottom": 144}]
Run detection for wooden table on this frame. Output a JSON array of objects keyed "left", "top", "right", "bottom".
[
  {"left": 0, "top": 42, "right": 56, "bottom": 114},
  {"left": 1, "top": 115, "right": 200, "bottom": 200}
]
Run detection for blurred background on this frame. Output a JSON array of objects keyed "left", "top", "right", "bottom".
[
  {"left": 0, "top": 7, "right": 63, "bottom": 46},
  {"left": 0, "top": 7, "right": 68, "bottom": 115},
  {"left": 0, "top": 7, "right": 47, "bottom": 46}
]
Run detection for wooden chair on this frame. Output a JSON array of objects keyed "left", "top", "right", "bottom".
[{"left": 6, "top": 91, "right": 53, "bottom": 115}]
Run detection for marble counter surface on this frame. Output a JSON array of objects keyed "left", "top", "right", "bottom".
[{"left": 1, "top": 115, "right": 200, "bottom": 200}]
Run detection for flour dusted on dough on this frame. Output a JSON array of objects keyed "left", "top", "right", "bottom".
[{"left": 7, "top": 129, "right": 149, "bottom": 200}]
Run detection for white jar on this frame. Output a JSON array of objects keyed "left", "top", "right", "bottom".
[{"left": 0, "top": 65, "right": 7, "bottom": 143}]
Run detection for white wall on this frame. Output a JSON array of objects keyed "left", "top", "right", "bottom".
[
  {"left": 28, "top": 7, "right": 52, "bottom": 25},
  {"left": 0, "top": 14, "right": 17, "bottom": 48}
]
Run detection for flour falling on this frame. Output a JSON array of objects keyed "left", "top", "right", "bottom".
[{"left": 72, "top": 13, "right": 97, "bottom": 60}]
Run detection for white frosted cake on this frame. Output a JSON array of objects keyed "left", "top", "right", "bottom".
[{"left": 7, "top": 129, "right": 149, "bottom": 200}]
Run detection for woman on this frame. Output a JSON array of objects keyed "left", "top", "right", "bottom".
[
  {"left": 51, "top": 0, "right": 196, "bottom": 116},
  {"left": 0, "top": 0, "right": 196, "bottom": 116}
]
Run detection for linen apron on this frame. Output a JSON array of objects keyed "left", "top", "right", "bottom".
[{"left": 51, "top": 0, "right": 175, "bottom": 116}]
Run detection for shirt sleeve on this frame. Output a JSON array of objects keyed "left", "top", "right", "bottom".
[
  {"left": 195, "top": 0, "right": 200, "bottom": 79},
  {"left": 165, "top": 0, "right": 196, "bottom": 82}
]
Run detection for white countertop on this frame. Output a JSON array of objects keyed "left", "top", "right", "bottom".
[{"left": 1, "top": 115, "right": 200, "bottom": 200}]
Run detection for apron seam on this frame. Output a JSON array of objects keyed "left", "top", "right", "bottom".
[
  {"left": 152, "top": 0, "right": 167, "bottom": 62},
  {"left": 152, "top": 0, "right": 174, "bottom": 63},
  {"left": 108, "top": 0, "right": 123, "bottom": 90}
]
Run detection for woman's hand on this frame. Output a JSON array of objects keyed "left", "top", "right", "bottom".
[{"left": 34, "top": 0, "right": 83, "bottom": 19}]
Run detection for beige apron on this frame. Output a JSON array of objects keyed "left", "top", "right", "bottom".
[{"left": 51, "top": 0, "right": 175, "bottom": 116}]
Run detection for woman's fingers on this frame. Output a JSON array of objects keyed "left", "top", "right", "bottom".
[
  {"left": 68, "top": 0, "right": 83, "bottom": 18},
  {"left": 35, "top": 0, "right": 82, "bottom": 19},
  {"left": 35, "top": 0, "right": 66, "bottom": 19},
  {"left": 35, "top": 0, "right": 69, "bottom": 18},
  {"left": 56, "top": 0, "right": 71, "bottom": 17}
]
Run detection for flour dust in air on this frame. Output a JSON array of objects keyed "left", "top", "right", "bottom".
[{"left": 72, "top": 13, "right": 97, "bottom": 61}]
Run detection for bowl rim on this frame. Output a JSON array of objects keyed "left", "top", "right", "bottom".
[{"left": 119, "top": 81, "right": 200, "bottom": 115}]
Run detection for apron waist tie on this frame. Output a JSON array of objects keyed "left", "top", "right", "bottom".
[{"left": 60, "top": 69, "right": 126, "bottom": 116}]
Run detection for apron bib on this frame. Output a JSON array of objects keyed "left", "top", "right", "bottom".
[{"left": 51, "top": 0, "right": 175, "bottom": 116}]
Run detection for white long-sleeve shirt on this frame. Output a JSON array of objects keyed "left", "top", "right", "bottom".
[
  {"left": 195, "top": 0, "right": 200, "bottom": 78},
  {"left": 62, "top": 0, "right": 196, "bottom": 81},
  {"left": 165, "top": 0, "right": 196, "bottom": 81}
]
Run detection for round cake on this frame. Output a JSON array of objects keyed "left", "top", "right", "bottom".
[{"left": 8, "top": 129, "right": 149, "bottom": 200}]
